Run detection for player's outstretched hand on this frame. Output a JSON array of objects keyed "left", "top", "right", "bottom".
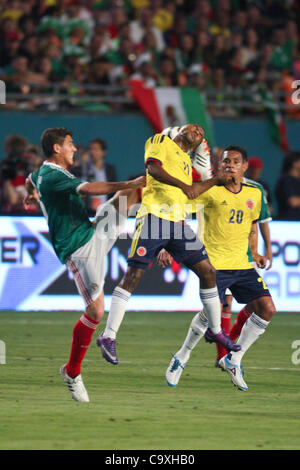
[
  {"left": 128, "top": 175, "right": 146, "bottom": 188},
  {"left": 215, "top": 167, "right": 236, "bottom": 185},
  {"left": 181, "top": 182, "right": 201, "bottom": 199},
  {"left": 157, "top": 249, "right": 173, "bottom": 268},
  {"left": 23, "top": 190, "right": 40, "bottom": 210}
]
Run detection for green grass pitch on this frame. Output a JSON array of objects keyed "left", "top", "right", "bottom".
[{"left": 0, "top": 310, "right": 299, "bottom": 450}]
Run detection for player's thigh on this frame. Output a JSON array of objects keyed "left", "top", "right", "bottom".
[
  {"left": 248, "top": 295, "right": 276, "bottom": 322},
  {"left": 189, "top": 258, "right": 216, "bottom": 288},
  {"left": 215, "top": 270, "right": 236, "bottom": 305},
  {"left": 119, "top": 266, "right": 146, "bottom": 292},
  {"left": 93, "top": 200, "right": 127, "bottom": 254},
  {"left": 167, "top": 222, "right": 210, "bottom": 276},
  {"left": 230, "top": 269, "right": 272, "bottom": 307},
  {"left": 67, "top": 235, "right": 106, "bottom": 308}
]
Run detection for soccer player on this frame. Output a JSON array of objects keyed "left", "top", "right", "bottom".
[
  {"left": 165, "top": 145, "right": 276, "bottom": 391},
  {"left": 24, "top": 127, "right": 145, "bottom": 402},
  {"left": 216, "top": 177, "right": 273, "bottom": 364},
  {"left": 97, "top": 124, "right": 241, "bottom": 365}
]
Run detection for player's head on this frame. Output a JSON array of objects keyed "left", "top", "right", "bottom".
[
  {"left": 176, "top": 124, "right": 205, "bottom": 151},
  {"left": 221, "top": 145, "right": 248, "bottom": 181},
  {"left": 41, "top": 127, "right": 77, "bottom": 166}
]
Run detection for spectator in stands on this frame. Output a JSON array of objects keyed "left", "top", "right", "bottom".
[
  {"left": 0, "top": 134, "right": 29, "bottom": 213},
  {"left": 157, "top": 57, "right": 178, "bottom": 86},
  {"left": 129, "top": 7, "right": 165, "bottom": 52},
  {"left": 0, "top": 0, "right": 299, "bottom": 116},
  {"left": 245, "top": 156, "right": 273, "bottom": 214},
  {"left": 240, "top": 29, "right": 259, "bottom": 68},
  {"left": 77, "top": 138, "right": 117, "bottom": 214},
  {"left": 275, "top": 152, "right": 300, "bottom": 220}
]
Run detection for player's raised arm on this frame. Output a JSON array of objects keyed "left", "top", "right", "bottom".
[
  {"left": 78, "top": 175, "right": 145, "bottom": 196},
  {"left": 147, "top": 160, "right": 224, "bottom": 200}
]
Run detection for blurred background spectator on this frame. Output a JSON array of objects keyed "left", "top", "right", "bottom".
[
  {"left": 275, "top": 151, "right": 300, "bottom": 220},
  {"left": 0, "top": 133, "right": 39, "bottom": 213},
  {"left": 74, "top": 137, "right": 118, "bottom": 214}
]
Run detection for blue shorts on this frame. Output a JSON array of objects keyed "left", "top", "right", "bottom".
[
  {"left": 127, "top": 214, "right": 208, "bottom": 270},
  {"left": 216, "top": 269, "right": 271, "bottom": 305}
]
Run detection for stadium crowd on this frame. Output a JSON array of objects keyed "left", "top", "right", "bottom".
[{"left": 0, "top": 0, "right": 300, "bottom": 115}]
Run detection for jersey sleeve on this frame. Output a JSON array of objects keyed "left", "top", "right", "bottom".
[
  {"left": 144, "top": 134, "right": 167, "bottom": 167},
  {"left": 258, "top": 187, "right": 272, "bottom": 223},
  {"left": 29, "top": 170, "right": 38, "bottom": 188},
  {"left": 49, "top": 170, "right": 84, "bottom": 194}
]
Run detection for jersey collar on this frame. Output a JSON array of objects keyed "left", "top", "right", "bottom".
[{"left": 43, "top": 161, "right": 66, "bottom": 170}]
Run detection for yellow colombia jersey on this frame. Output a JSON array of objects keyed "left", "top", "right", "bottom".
[
  {"left": 192, "top": 183, "right": 263, "bottom": 270},
  {"left": 137, "top": 133, "right": 193, "bottom": 222}
]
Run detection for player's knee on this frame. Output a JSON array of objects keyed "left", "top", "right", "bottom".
[
  {"left": 200, "top": 264, "right": 216, "bottom": 288},
  {"left": 264, "top": 306, "right": 276, "bottom": 322},
  {"left": 87, "top": 307, "right": 104, "bottom": 322},
  {"left": 120, "top": 268, "right": 144, "bottom": 292}
]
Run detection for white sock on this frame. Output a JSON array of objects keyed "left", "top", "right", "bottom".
[
  {"left": 103, "top": 286, "right": 131, "bottom": 339},
  {"left": 200, "top": 287, "right": 221, "bottom": 334},
  {"left": 177, "top": 310, "right": 208, "bottom": 363},
  {"left": 229, "top": 313, "right": 269, "bottom": 365}
]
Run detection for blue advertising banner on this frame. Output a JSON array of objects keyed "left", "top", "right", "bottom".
[{"left": 0, "top": 216, "right": 299, "bottom": 312}]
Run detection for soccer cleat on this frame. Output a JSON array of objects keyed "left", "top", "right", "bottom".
[
  {"left": 59, "top": 364, "right": 90, "bottom": 402},
  {"left": 192, "top": 138, "right": 213, "bottom": 181},
  {"left": 204, "top": 328, "right": 241, "bottom": 352},
  {"left": 215, "top": 359, "right": 225, "bottom": 371},
  {"left": 96, "top": 332, "right": 118, "bottom": 365},
  {"left": 219, "top": 354, "right": 248, "bottom": 391},
  {"left": 165, "top": 354, "right": 186, "bottom": 387}
]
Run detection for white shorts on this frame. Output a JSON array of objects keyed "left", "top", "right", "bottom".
[
  {"left": 225, "top": 262, "right": 263, "bottom": 296},
  {"left": 66, "top": 200, "right": 127, "bottom": 306}
]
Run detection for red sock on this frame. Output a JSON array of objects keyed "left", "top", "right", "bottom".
[
  {"left": 229, "top": 306, "right": 251, "bottom": 341},
  {"left": 216, "top": 311, "right": 232, "bottom": 360},
  {"left": 66, "top": 313, "right": 99, "bottom": 378}
]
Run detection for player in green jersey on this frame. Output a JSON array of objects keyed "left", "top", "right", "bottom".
[{"left": 24, "top": 127, "right": 145, "bottom": 402}]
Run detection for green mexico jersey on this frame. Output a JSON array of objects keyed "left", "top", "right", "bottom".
[
  {"left": 244, "top": 177, "right": 272, "bottom": 263},
  {"left": 30, "top": 162, "right": 94, "bottom": 264}
]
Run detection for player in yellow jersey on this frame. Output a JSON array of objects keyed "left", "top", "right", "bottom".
[
  {"left": 165, "top": 145, "right": 276, "bottom": 391},
  {"left": 97, "top": 124, "right": 241, "bottom": 365}
]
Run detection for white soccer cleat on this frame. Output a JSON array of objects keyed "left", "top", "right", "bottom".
[
  {"left": 192, "top": 138, "right": 213, "bottom": 181},
  {"left": 162, "top": 126, "right": 181, "bottom": 139},
  {"left": 59, "top": 364, "right": 90, "bottom": 402},
  {"left": 165, "top": 354, "right": 186, "bottom": 387},
  {"left": 219, "top": 354, "right": 248, "bottom": 391}
]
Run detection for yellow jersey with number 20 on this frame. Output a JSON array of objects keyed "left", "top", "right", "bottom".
[
  {"left": 193, "top": 183, "right": 262, "bottom": 270},
  {"left": 137, "top": 134, "right": 193, "bottom": 222}
]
